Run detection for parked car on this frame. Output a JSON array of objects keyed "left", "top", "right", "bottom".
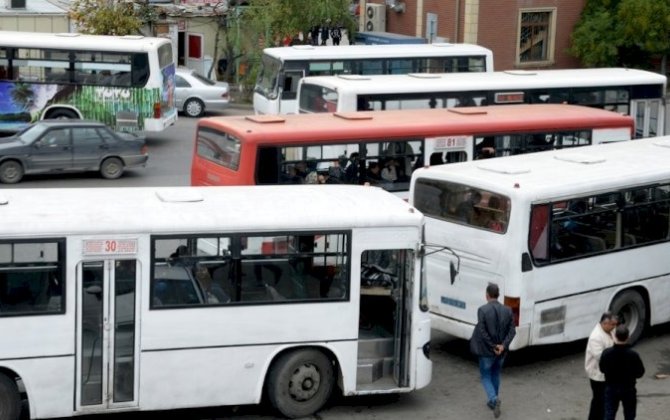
[
  {"left": 175, "top": 67, "right": 230, "bottom": 117},
  {"left": 0, "top": 120, "right": 148, "bottom": 184}
]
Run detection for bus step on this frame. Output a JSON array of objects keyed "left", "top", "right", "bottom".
[
  {"left": 357, "top": 336, "right": 394, "bottom": 358},
  {"left": 356, "top": 357, "right": 395, "bottom": 384}
]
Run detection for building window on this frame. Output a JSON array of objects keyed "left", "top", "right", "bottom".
[{"left": 518, "top": 9, "right": 555, "bottom": 65}]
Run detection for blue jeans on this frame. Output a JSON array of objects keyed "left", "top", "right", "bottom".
[{"left": 479, "top": 355, "right": 505, "bottom": 406}]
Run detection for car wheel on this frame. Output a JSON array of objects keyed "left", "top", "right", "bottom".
[
  {"left": 100, "top": 157, "right": 124, "bottom": 179},
  {"left": 0, "top": 373, "right": 21, "bottom": 420},
  {"left": 184, "top": 98, "right": 205, "bottom": 118},
  {"left": 47, "top": 109, "right": 79, "bottom": 119},
  {"left": 0, "top": 160, "right": 24, "bottom": 184},
  {"left": 610, "top": 289, "right": 646, "bottom": 344},
  {"left": 266, "top": 349, "right": 334, "bottom": 419}
]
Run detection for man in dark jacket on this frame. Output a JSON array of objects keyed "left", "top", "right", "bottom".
[
  {"left": 599, "top": 325, "right": 645, "bottom": 420},
  {"left": 470, "top": 283, "right": 516, "bottom": 418}
]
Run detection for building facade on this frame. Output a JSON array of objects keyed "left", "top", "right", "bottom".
[{"left": 361, "top": 0, "right": 585, "bottom": 70}]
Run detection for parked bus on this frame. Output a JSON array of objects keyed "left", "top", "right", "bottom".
[
  {"left": 191, "top": 104, "right": 634, "bottom": 198},
  {"left": 253, "top": 43, "right": 494, "bottom": 115},
  {"left": 297, "top": 68, "right": 666, "bottom": 138},
  {"left": 0, "top": 31, "right": 177, "bottom": 133},
  {"left": 410, "top": 136, "right": 670, "bottom": 350},
  {"left": 0, "top": 185, "right": 430, "bottom": 419}
]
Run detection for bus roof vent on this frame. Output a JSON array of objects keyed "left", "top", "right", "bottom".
[
  {"left": 56, "top": 33, "right": 81, "bottom": 37},
  {"left": 477, "top": 161, "right": 530, "bottom": 175},
  {"left": 408, "top": 73, "right": 441, "bottom": 79},
  {"left": 448, "top": 108, "right": 488, "bottom": 115},
  {"left": 503, "top": 70, "right": 538, "bottom": 76},
  {"left": 122, "top": 35, "right": 145, "bottom": 40},
  {"left": 245, "top": 115, "right": 286, "bottom": 124},
  {"left": 291, "top": 45, "right": 315, "bottom": 50},
  {"left": 431, "top": 43, "right": 455, "bottom": 47},
  {"left": 156, "top": 189, "right": 204, "bottom": 203},
  {"left": 0, "top": 193, "right": 7, "bottom": 205},
  {"left": 334, "top": 112, "right": 374, "bottom": 121},
  {"left": 652, "top": 138, "right": 670, "bottom": 148},
  {"left": 337, "top": 74, "right": 370, "bottom": 81},
  {"left": 553, "top": 153, "right": 606, "bottom": 164}
]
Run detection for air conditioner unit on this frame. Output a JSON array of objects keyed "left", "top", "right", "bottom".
[{"left": 365, "top": 3, "right": 386, "bottom": 32}]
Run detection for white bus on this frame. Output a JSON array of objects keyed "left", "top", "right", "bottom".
[
  {"left": 0, "top": 185, "right": 430, "bottom": 419},
  {"left": 0, "top": 30, "right": 177, "bottom": 133},
  {"left": 409, "top": 137, "right": 670, "bottom": 350},
  {"left": 298, "top": 68, "right": 667, "bottom": 138},
  {"left": 254, "top": 43, "right": 494, "bottom": 115}
]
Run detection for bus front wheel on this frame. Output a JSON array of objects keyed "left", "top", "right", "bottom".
[
  {"left": 47, "top": 109, "right": 79, "bottom": 119},
  {"left": 610, "top": 290, "right": 646, "bottom": 344},
  {"left": 0, "top": 373, "right": 21, "bottom": 420},
  {"left": 266, "top": 349, "right": 335, "bottom": 419}
]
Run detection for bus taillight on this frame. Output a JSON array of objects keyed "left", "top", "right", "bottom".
[
  {"left": 504, "top": 296, "right": 520, "bottom": 326},
  {"left": 153, "top": 102, "right": 162, "bottom": 119}
]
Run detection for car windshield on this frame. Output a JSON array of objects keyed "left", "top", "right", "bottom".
[
  {"left": 16, "top": 123, "right": 50, "bottom": 144},
  {"left": 191, "top": 71, "right": 215, "bottom": 86}
]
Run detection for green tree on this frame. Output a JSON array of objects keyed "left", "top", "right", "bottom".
[
  {"left": 570, "top": 0, "right": 670, "bottom": 72},
  {"left": 69, "top": 0, "right": 144, "bottom": 36}
]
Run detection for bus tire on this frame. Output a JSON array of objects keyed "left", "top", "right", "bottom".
[
  {"left": 47, "top": 109, "right": 79, "bottom": 120},
  {"left": 610, "top": 290, "right": 646, "bottom": 344},
  {"left": 100, "top": 157, "right": 124, "bottom": 179},
  {"left": 266, "top": 349, "right": 334, "bottom": 419},
  {"left": 0, "top": 373, "right": 21, "bottom": 420},
  {"left": 0, "top": 160, "right": 24, "bottom": 184},
  {"left": 184, "top": 98, "right": 205, "bottom": 118}
]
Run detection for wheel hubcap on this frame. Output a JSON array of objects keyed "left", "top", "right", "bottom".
[{"left": 288, "top": 364, "right": 321, "bottom": 401}]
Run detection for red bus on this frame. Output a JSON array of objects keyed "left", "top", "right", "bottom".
[{"left": 191, "top": 104, "right": 634, "bottom": 198}]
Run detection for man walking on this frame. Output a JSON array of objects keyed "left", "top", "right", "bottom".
[
  {"left": 470, "top": 283, "right": 516, "bottom": 418},
  {"left": 585, "top": 311, "right": 617, "bottom": 420},
  {"left": 600, "top": 325, "right": 645, "bottom": 420}
]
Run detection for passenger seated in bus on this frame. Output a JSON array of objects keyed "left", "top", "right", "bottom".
[
  {"left": 281, "top": 165, "right": 303, "bottom": 184},
  {"left": 381, "top": 158, "right": 399, "bottom": 182},
  {"left": 344, "top": 152, "right": 360, "bottom": 182},
  {"left": 195, "top": 263, "right": 230, "bottom": 304},
  {"left": 365, "top": 162, "right": 382, "bottom": 184},
  {"left": 317, "top": 167, "right": 341, "bottom": 184},
  {"left": 455, "top": 190, "right": 482, "bottom": 224}
]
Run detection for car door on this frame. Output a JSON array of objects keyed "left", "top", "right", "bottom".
[
  {"left": 28, "top": 127, "right": 73, "bottom": 172},
  {"left": 175, "top": 74, "right": 191, "bottom": 109},
  {"left": 71, "top": 127, "right": 106, "bottom": 170}
]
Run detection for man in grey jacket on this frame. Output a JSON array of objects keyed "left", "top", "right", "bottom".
[{"left": 470, "top": 283, "right": 516, "bottom": 418}]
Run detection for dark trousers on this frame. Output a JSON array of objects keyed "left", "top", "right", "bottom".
[
  {"left": 604, "top": 384, "right": 637, "bottom": 420},
  {"left": 588, "top": 379, "right": 606, "bottom": 420}
]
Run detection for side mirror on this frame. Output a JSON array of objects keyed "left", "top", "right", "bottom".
[{"left": 450, "top": 261, "right": 459, "bottom": 285}]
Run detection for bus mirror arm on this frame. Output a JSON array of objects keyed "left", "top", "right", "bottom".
[{"left": 422, "top": 243, "right": 460, "bottom": 284}]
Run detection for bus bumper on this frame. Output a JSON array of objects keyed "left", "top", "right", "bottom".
[{"left": 144, "top": 109, "right": 178, "bottom": 132}]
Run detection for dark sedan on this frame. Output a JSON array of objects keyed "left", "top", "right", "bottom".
[{"left": 0, "top": 120, "right": 148, "bottom": 184}]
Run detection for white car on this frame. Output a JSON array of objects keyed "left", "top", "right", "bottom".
[{"left": 175, "top": 67, "right": 230, "bottom": 117}]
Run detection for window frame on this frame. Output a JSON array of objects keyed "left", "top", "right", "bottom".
[{"left": 516, "top": 8, "right": 557, "bottom": 67}]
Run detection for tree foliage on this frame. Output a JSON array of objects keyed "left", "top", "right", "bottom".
[
  {"left": 241, "top": 0, "right": 356, "bottom": 47},
  {"left": 570, "top": 0, "right": 670, "bottom": 70},
  {"left": 69, "top": 0, "right": 143, "bottom": 36}
]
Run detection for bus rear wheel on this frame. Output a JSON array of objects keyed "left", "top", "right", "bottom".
[
  {"left": 266, "top": 349, "right": 334, "bottom": 419},
  {"left": 610, "top": 290, "right": 646, "bottom": 344},
  {"left": 0, "top": 373, "right": 21, "bottom": 420}
]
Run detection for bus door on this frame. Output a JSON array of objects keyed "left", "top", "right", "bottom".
[
  {"left": 76, "top": 258, "right": 140, "bottom": 412},
  {"left": 278, "top": 69, "right": 304, "bottom": 114},
  {"left": 631, "top": 99, "right": 664, "bottom": 138},
  {"left": 357, "top": 249, "right": 411, "bottom": 389}
]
